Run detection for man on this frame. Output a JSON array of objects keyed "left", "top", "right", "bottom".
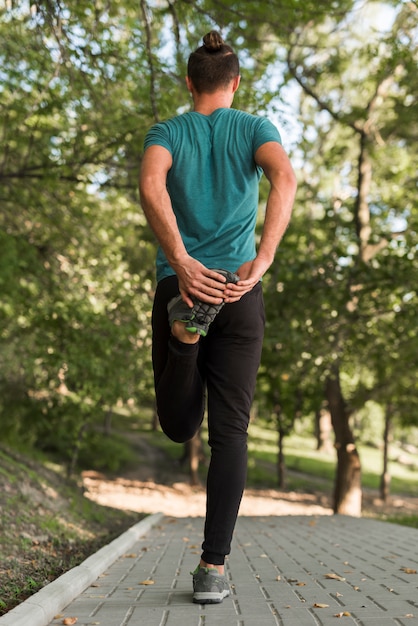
[{"left": 139, "top": 30, "right": 296, "bottom": 604}]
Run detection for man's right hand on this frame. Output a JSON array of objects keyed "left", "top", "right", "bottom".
[{"left": 172, "top": 257, "right": 229, "bottom": 308}]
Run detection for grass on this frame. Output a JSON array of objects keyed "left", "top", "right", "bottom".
[
  {"left": 245, "top": 424, "right": 418, "bottom": 527},
  {"left": 246, "top": 424, "right": 418, "bottom": 492},
  {"left": 0, "top": 444, "right": 141, "bottom": 615}
]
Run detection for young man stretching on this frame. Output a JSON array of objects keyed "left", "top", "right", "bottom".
[{"left": 139, "top": 30, "right": 296, "bottom": 604}]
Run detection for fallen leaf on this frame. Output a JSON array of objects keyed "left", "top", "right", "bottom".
[
  {"left": 139, "top": 580, "right": 155, "bottom": 585},
  {"left": 334, "top": 612, "right": 351, "bottom": 618},
  {"left": 336, "top": 592, "right": 343, "bottom": 597},
  {"left": 325, "top": 573, "right": 346, "bottom": 581},
  {"left": 124, "top": 553, "right": 137, "bottom": 558},
  {"left": 276, "top": 575, "right": 281, "bottom": 581},
  {"left": 314, "top": 603, "right": 329, "bottom": 608},
  {"left": 296, "top": 582, "right": 306, "bottom": 586},
  {"left": 404, "top": 615, "right": 414, "bottom": 619},
  {"left": 401, "top": 568, "right": 417, "bottom": 574},
  {"left": 62, "top": 619, "right": 78, "bottom": 625}
]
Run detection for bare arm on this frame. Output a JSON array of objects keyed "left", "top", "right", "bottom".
[
  {"left": 139, "top": 145, "right": 229, "bottom": 307},
  {"left": 225, "top": 141, "right": 297, "bottom": 302}
]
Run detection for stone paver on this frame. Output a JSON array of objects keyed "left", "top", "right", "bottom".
[
  {"left": 51, "top": 516, "right": 418, "bottom": 626},
  {"left": 39, "top": 514, "right": 418, "bottom": 626}
]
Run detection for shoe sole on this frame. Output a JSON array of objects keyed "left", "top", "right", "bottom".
[{"left": 193, "top": 589, "right": 230, "bottom": 604}]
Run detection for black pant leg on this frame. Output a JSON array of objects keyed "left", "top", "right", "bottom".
[{"left": 201, "top": 283, "right": 265, "bottom": 564}]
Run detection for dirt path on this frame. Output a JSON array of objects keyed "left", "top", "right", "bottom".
[
  {"left": 82, "top": 433, "right": 418, "bottom": 519},
  {"left": 82, "top": 473, "right": 334, "bottom": 517}
]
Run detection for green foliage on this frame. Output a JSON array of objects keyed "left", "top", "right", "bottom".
[
  {"left": 0, "top": 2, "right": 160, "bottom": 466},
  {"left": 257, "top": 0, "right": 417, "bottom": 449}
]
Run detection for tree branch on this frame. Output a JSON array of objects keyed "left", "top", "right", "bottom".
[{"left": 140, "top": 0, "right": 160, "bottom": 123}]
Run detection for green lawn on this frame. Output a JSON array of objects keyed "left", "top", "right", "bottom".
[{"left": 247, "top": 426, "right": 418, "bottom": 495}]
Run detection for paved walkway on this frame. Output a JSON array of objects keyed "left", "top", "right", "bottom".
[{"left": 2, "top": 513, "right": 418, "bottom": 626}]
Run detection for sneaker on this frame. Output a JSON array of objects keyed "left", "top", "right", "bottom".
[
  {"left": 167, "top": 269, "right": 239, "bottom": 338},
  {"left": 191, "top": 566, "right": 230, "bottom": 604},
  {"left": 167, "top": 294, "right": 195, "bottom": 328}
]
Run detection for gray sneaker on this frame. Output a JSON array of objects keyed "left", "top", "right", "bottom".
[
  {"left": 167, "top": 269, "right": 239, "bottom": 337},
  {"left": 191, "top": 566, "right": 230, "bottom": 604}
]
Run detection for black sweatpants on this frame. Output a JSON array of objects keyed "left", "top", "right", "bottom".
[{"left": 151, "top": 275, "right": 265, "bottom": 565}]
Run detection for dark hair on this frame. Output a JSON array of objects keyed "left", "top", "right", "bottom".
[{"left": 187, "top": 31, "right": 240, "bottom": 94}]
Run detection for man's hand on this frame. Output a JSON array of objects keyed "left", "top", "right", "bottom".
[
  {"left": 173, "top": 257, "right": 229, "bottom": 308},
  {"left": 223, "top": 257, "right": 269, "bottom": 303}
]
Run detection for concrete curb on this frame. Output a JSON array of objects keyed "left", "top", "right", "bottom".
[{"left": 0, "top": 511, "right": 164, "bottom": 626}]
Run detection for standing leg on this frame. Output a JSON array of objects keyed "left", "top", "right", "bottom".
[{"left": 200, "top": 283, "right": 265, "bottom": 565}]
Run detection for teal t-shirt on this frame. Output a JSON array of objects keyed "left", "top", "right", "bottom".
[{"left": 143, "top": 108, "right": 282, "bottom": 282}]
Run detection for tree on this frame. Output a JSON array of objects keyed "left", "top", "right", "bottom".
[
  {"left": 0, "top": 1, "right": 160, "bottom": 467},
  {"left": 265, "top": 0, "right": 417, "bottom": 514}
]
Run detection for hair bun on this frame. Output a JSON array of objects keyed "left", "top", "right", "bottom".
[{"left": 203, "top": 30, "right": 224, "bottom": 52}]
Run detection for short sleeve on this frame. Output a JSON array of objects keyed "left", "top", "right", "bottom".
[
  {"left": 143, "top": 122, "right": 173, "bottom": 154},
  {"left": 253, "top": 117, "right": 282, "bottom": 153}
]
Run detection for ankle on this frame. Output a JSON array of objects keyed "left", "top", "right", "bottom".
[
  {"left": 200, "top": 560, "right": 224, "bottom": 575},
  {"left": 171, "top": 320, "right": 200, "bottom": 344}
]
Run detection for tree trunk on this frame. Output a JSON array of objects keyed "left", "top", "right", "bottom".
[
  {"left": 380, "top": 404, "right": 393, "bottom": 502},
  {"left": 325, "top": 366, "right": 362, "bottom": 516},
  {"left": 103, "top": 409, "right": 113, "bottom": 436},
  {"left": 181, "top": 430, "right": 205, "bottom": 486},
  {"left": 315, "top": 408, "right": 333, "bottom": 453},
  {"left": 151, "top": 405, "right": 159, "bottom": 431},
  {"left": 277, "top": 410, "right": 286, "bottom": 489},
  {"left": 68, "top": 421, "right": 89, "bottom": 480}
]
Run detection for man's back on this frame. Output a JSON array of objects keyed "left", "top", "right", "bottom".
[{"left": 144, "top": 108, "right": 281, "bottom": 280}]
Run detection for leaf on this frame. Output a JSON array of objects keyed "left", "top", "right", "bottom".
[
  {"left": 139, "top": 579, "right": 155, "bottom": 585},
  {"left": 334, "top": 612, "right": 351, "bottom": 617},
  {"left": 62, "top": 619, "right": 78, "bottom": 625},
  {"left": 401, "top": 568, "right": 417, "bottom": 574},
  {"left": 325, "top": 573, "right": 346, "bottom": 581},
  {"left": 314, "top": 603, "right": 329, "bottom": 608}
]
